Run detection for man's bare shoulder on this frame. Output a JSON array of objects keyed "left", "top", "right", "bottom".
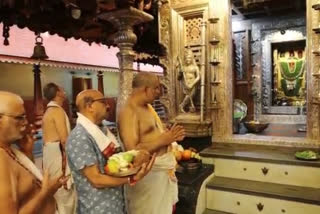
[
  {"left": 119, "top": 102, "right": 137, "bottom": 120},
  {"left": 0, "top": 149, "right": 14, "bottom": 170}
]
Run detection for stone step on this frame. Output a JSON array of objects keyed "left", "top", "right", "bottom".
[
  {"left": 200, "top": 143, "right": 320, "bottom": 168},
  {"left": 211, "top": 158, "right": 320, "bottom": 188},
  {"left": 200, "top": 143, "right": 320, "bottom": 188},
  {"left": 207, "top": 176, "right": 320, "bottom": 205},
  {"left": 206, "top": 176, "right": 320, "bottom": 214},
  {"left": 202, "top": 209, "right": 234, "bottom": 214}
]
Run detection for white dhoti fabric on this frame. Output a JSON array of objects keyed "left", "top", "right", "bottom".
[
  {"left": 43, "top": 143, "right": 76, "bottom": 214},
  {"left": 126, "top": 152, "right": 178, "bottom": 214},
  {"left": 43, "top": 101, "right": 76, "bottom": 214}
]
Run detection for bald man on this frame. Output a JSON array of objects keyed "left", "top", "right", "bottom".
[
  {"left": 0, "top": 91, "right": 68, "bottom": 214},
  {"left": 118, "top": 72, "right": 185, "bottom": 214},
  {"left": 66, "top": 89, "right": 155, "bottom": 214}
]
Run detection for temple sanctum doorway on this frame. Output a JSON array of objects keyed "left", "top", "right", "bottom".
[{"left": 231, "top": 0, "right": 307, "bottom": 137}]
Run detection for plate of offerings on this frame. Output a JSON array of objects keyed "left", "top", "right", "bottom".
[
  {"left": 104, "top": 150, "right": 141, "bottom": 177},
  {"left": 295, "top": 150, "right": 319, "bottom": 161}
]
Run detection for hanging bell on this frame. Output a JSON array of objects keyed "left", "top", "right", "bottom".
[{"left": 31, "top": 35, "right": 48, "bottom": 60}]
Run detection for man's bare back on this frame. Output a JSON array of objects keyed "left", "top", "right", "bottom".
[
  {"left": 42, "top": 107, "right": 67, "bottom": 144},
  {"left": 0, "top": 150, "right": 56, "bottom": 214}
]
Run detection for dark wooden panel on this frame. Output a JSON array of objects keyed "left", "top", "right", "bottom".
[
  {"left": 72, "top": 77, "right": 93, "bottom": 102},
  {"left": 234, "top": 84, "right": 248, "bottom": 102},
  {"left": 105, "top": 97, "right": 117, "bottom": 122},
  {"left": 233, "top": 29, "right": 254, "bottom": 121}
]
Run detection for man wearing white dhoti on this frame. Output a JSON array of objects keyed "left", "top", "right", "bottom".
[
  {"left": 42, "top": 83, "right": 76, "bottom": 214},
  {"left": 118, "top": 72, "right": 186, "bottom": 214},
  {"left": 0, "top": 91, "right": 68, "bottom": 214}
]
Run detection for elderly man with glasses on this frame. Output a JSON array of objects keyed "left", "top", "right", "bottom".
[
  {"left": 66, "top": 89, "right": 155, "bottom": 214},
  {"left": 0, "top": 91, "right": 68, "bottom": 214}
]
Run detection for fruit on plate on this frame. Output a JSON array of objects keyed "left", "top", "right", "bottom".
[
  {"left": 172, "top": 143, "right": 201, "bottom": 161},
  {"left": 131, "top": 150, "right": 150, "bottom": 167},
  {"left": 105, "top": 150, "right": 139, "bottom": 174},
  {"left": 181, "top": 150, "right": 201, "bottom": 161},
  {"left": 174, "top": 150, "right": 182, "bottom": 161},
  {"left": 123, "top": 153, "right": 134, "bottom": 162},
  {"left": 295, "top": 150, "right": 319, "bottom": 160},
  {"left": 182, "top": 150, "right": 192, "bottom": 160},
  {"left": 104, "top": 160, "right": 120, "bottom": 174},
  {"left": 191, "top": 152, "right": 201, "bottom": 160}
]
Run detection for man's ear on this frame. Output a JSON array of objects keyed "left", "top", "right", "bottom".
[
  {"left": 85, "top": 102, "right": 93, "bottom": 112},
  {"left": 143, "top": 86, "right": 149, "bottom": 93}
]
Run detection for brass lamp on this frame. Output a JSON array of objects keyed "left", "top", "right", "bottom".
[{"left": 31, "top": 34, "right": 48, "bottom": 60}]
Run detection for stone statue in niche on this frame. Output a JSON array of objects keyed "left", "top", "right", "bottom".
[{"left": 176, "top": 48, "right": 200, "bottom": 113}]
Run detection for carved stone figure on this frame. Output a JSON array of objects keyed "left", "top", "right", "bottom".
[{"left": 176, "top": 48, "right": 200, "bottom": 113}]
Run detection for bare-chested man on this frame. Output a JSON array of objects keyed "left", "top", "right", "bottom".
[
  {"left": 0, "top": 91, "right": 68, "bottom": 214},
  {"left": 42, "top": 83, "right": 76, "bottom": 214},
  {"left": 118, "top": 72, "right": 185, "bottom": 214}
]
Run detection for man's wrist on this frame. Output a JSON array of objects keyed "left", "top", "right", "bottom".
[{"left": 128, "top": 176, "right": 137, "bottom": 186}]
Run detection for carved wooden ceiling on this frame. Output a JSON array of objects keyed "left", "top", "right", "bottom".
[
  {"left": 232, "top": 0, "right": 306, "bottom": 20},
  {"left": 0, "top": 0, "right": 164, "bottom": 64}
]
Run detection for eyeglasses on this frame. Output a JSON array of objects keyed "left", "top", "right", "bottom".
[
  {"left": 0, "top": 113, "right": 27, "bottom": 121},
  {"left": 92, "top": 98, "right": 108, "bottom": 104}
]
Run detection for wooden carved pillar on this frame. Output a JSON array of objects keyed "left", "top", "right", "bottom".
[
  {"left": 97, "top": 71, "right": 105, "bottom": 95},
  {"left": 98, "top": 7, "right": 153, "bottom": 112},
  {"left": 307, "top": 0, "right": 320, "bottom": 141},
  {"left": 33, "top": 64, "right": 44, "bottom": 128},
  {"left": 208, "top": 0, "right": 233, "bottom": 139}
]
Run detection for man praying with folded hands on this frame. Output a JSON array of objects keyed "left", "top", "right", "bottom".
[{"left": 118, "top": 73, "right": 186, "bottom": 214}]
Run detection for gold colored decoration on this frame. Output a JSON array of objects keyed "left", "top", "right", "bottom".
[
  {"left": 158, "top": 0, "right": 212, "bottom": 137},
  {"left": 185, "top": 16, "right": 202, "bottom": 45},
  {"left": 273, "top": 49, "right": 306, "bottom": 106}
]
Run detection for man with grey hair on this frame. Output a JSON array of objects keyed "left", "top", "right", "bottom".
[
  {"left": 42, "top": 83, "right": 76, "bottom": 214},
  {"left": 118, "top": 72, "right": 185, "bottom": 214},
  {"left": 0, "top": 91, "right": 68, "bottom": 214}
]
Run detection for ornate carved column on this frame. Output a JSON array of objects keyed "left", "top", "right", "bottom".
[
  {"left": 97, "top": 71, "right": 105, "bottom": 95},
  {"left": 98, "top": 7, "right": 153, "bottom": 111},
  {"left": 208, "top": 0, "right": 233, "bottom": 139},
  {"left": 307, "top": 0, "right": 320, "bottom": 141},
  {"left": 158, "top": 0, "right": 213, "bottom": 137},
  {"left": 33, "top": 64, "right": 44, "bottom": 128}
]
